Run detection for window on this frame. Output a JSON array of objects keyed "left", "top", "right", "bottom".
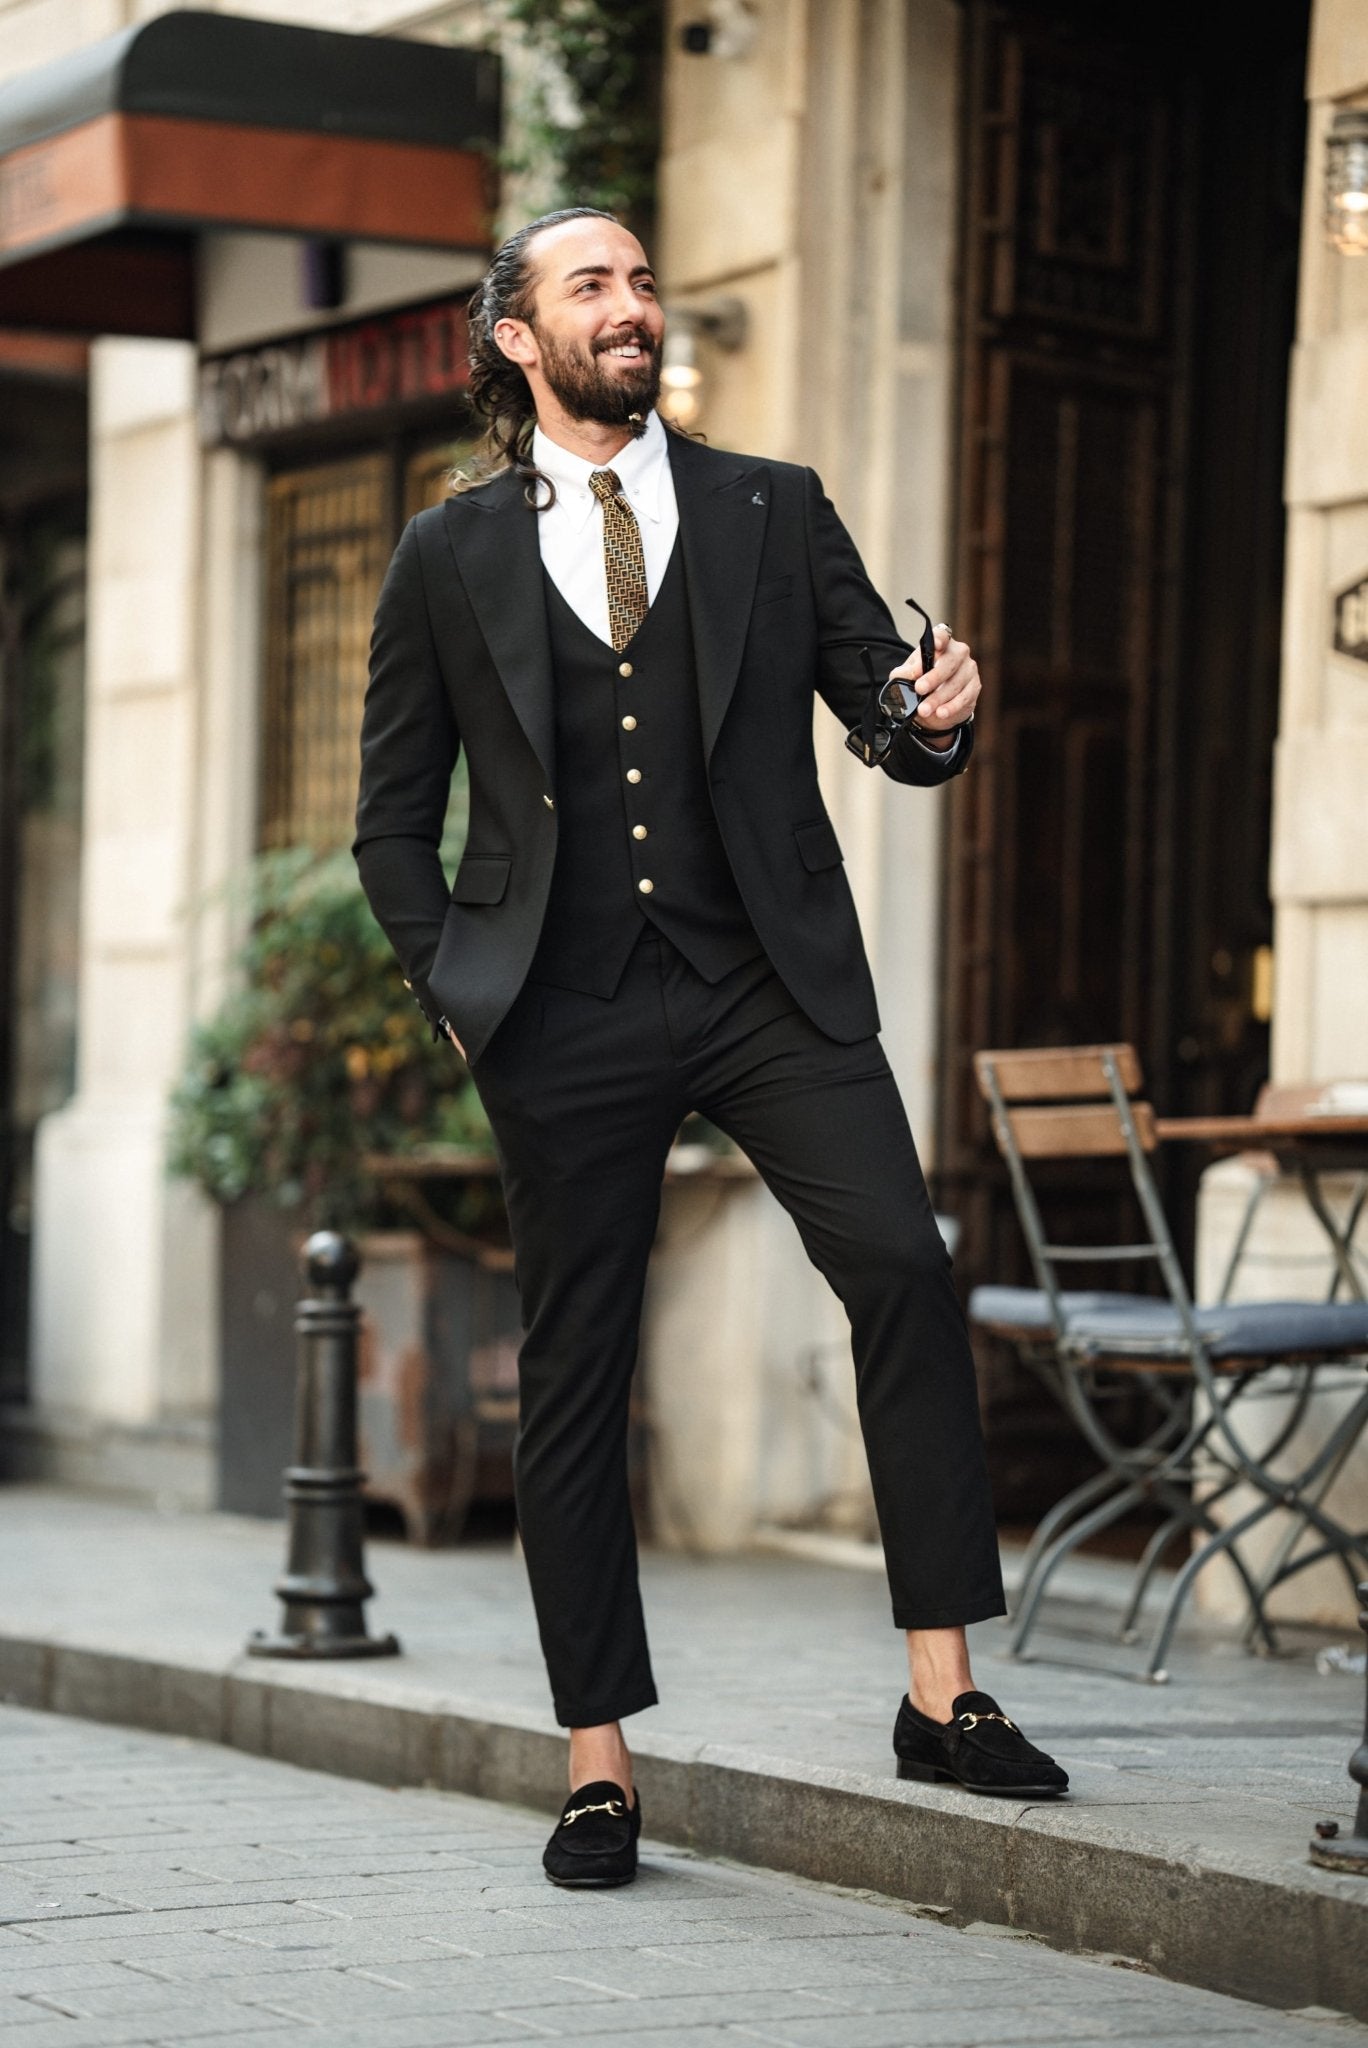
[{"left": 259, "top": 439, "right": 474, "bottom": 852}]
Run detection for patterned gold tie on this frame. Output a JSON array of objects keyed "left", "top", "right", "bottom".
[{"left": 589, "top": 468, "right": 650, "bottom": 652}]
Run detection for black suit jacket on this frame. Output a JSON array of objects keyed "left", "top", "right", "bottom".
[{"left": 354, "top": 428, "right": 973, "bottom": 1065}]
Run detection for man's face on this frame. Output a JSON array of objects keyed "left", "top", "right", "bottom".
[{"left": 508, "top": 218, "right": 665, "bottom": 427}]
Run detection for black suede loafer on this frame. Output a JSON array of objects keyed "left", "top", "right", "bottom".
[
  {"left": 894, "top": 1689, "right": 1068, "bottom": 1798},
  {"left": 542, "top": 1778, "right": 642, "bottom": 1888}
]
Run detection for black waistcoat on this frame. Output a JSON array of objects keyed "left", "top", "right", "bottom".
[{"left": 527, "top": 540, "right": 764, "bottom": 998}]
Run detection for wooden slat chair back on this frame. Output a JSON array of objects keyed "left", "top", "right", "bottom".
[
  {"left": 973, "top": 1044, "right": 1177, "bottom": 1329},
  {"left": 974, "top": 1043, "right": 1155, "bottom": 1162}
]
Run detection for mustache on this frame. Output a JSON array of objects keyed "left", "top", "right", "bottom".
[{"left": 591, "top": 327, "right": 656, "bottom": 358}]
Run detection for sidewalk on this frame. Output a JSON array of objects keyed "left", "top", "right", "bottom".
[
  {"left": 1, "top": 1485, "right": 1366, "bottom": 2026},
  {"left": 2, "top": 1703, "right": 1359, "bottom": 2048}
]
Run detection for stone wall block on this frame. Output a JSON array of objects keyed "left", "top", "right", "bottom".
[
  {"left": 0, "top": 0, "right": 125, "bottom": 87},
  {"left": 31, "top": 1104, "right": 170, "bottom": 1419},
  {"left": 1271, "top": 730, "right": 1368, "bottom": 901},
  {"left": 89, "top": 415, "right": 200, "bottom": 588},
  {"left": 1286, "top": 324, "right": 1368, "bottom": 509},
  {"left": 91, "top": 338, "right": 198, "bottom": 438},
  {"left": 1193, "top": 1165, "right": 1368, "bottom": 1629},
  {"left": 1307, "top": 0, "right": 1368, "bottom": 102},
  {"left": 659, "top": 133, "right": 795, "bottom": 287}
]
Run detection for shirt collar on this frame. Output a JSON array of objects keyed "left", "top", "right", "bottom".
[{"left": 533, "top": 408, "right": 668, "bottom": 532}]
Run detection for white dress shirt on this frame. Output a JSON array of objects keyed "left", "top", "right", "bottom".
[
  {"left": 533, "top": 409, "right": 678, "bottom": 647},
  {"left": 531, "top": 409, "right": 959, "bottom": 755}
]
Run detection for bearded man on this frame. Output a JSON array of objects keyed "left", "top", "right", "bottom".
[{"left": 355, "top": 206, "right": 1067, "bottom": 1889}]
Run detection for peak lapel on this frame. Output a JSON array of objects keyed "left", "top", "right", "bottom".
[
  {"left": 670, "top": 435, "right": 770, "bottom": 761},
  {"left": 441, "top": 472, "right": 554, "bottom": 786}
]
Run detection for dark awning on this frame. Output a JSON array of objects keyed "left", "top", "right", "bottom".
[{"left": 0, "top": 10, "right": 500, "bottom": 337}]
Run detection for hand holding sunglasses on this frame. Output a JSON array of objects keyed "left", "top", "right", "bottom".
[{"left": 845, "top": 600, "right": 978, "bottom": 767}]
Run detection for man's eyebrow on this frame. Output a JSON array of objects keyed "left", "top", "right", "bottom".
[{"left": 561, "top": 263, "right": 657, "bottom": 284}]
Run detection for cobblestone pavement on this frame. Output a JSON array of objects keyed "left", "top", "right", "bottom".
[{"left": 0, "top": 1706, "right": 1361, "bottom": 2048}]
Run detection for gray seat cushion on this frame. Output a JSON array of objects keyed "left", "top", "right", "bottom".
[
  {"left": 1065, "top": 1298, "right": 1368, "bottom": 1362},
  {"left": 969, "top": 1287, "right": 1156, "bottom": 1333},
  {"left": 970, "top": 1286, "right": 1368, "bottom": 1362}
]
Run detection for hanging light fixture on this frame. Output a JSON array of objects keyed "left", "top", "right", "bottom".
[
  {"left": 658, "top": 296, "right": 748, "bottom": 428},
  {"left": 1326, "top": 109, "right": 1368, "bottom": 255}
]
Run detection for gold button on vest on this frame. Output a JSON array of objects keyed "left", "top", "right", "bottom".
[
  {"left": 632, "top": 825, "right": 648, "bottom": 840},
  {"left": 638, "top": 877, "right": 654, "bottom": 894}
]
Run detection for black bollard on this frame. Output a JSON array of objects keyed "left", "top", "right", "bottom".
[
  {"left": 248, "top": 1231, "right": 400, "bottom": 1660},
  {"left": 1309, "top": 1578, "right": 1368, "bottom": 1875}
]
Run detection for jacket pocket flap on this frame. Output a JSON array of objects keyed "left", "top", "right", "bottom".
[
  {"left": 451, "top": 854, "right": 511, "bottom": 904},
  {"left": 754, "top": 573, "right": 794, "bottom": 606},
  {"left": 794, "top": 818, "right": 843, "bottom": 872}
]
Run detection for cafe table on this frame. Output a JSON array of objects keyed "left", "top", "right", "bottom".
[{"left": 1154, "top": 1107, "right": 1368, "bottom": 1302}]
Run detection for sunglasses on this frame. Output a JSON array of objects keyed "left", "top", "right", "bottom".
[{"left": 844, "top": 598, "right": 937, "bottom": 766}]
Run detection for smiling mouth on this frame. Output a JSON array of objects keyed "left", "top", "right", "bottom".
[{"left": 596, "top": 335, "right": 653, "bottom": 363}]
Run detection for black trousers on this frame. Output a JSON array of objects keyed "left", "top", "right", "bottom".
[{"left": 470, "top": 928, "right": 1005, "bottom": 1727}]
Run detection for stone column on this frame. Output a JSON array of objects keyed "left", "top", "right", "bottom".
[
  {"left": 27, "top": 340, "right": 219, "bottom": 1504},
  {"left": 645, "top": 0, "right": 962, "bottom": 1550},
  {"left": 1194, "top": 0, "right": 1368, "bottom": 1627},
  {"left": 1275, "top": 5, "right": 1368, "bottom": 1084}
]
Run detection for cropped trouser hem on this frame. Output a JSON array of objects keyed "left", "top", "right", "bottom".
[
  {"left": 891, "top": 1587, "right": 1007, "bottom": 1632},
  {"left": 553, "top": 1681, "right": 660, "bottom": 1730}
]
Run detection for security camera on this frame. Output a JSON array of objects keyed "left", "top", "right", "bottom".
[{"left": 678, "top": 1, "right": 758, "bottom": 60}]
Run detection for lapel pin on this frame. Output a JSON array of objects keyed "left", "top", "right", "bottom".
[{"left": 752, "top": 491, "right": 765, "bottom": 506}]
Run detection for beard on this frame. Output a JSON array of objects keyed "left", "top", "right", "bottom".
[{"left": 537, "top": 323, "right": 661, "bottom": 430}]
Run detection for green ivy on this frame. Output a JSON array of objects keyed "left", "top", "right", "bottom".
[
  {"left": 506, "top": 0, "right": 663, "bottom": 233},
  {"left": 167, "top": 848, "right": 496, "bottom": 1236}
]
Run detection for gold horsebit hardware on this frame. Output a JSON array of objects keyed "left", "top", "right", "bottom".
[
  {"left": 958, "top": 1711, "right": 1019, "bottom": 1734},
  {"left": 560, "top": 1797, "right": 627, "bottom": 1828}
]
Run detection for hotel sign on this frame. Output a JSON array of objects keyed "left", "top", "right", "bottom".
[
  {"left": 1332, "top": 571, "right": 1368, "bottom": 666},
  {"left": 199, "top": 296, "right": 470, "bottom": 447}
]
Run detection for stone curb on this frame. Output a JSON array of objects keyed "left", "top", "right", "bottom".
[{"left": 2, "top": 1628, "right": 1365, "bottom": 2024}]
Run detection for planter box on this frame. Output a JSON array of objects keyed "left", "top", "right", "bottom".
[
  {"left": 216, "top": 1197, "right": 519, "bottom": 1540},
  {"left": 356, "top": 1229, "right": 519, "bottom": 1545}
]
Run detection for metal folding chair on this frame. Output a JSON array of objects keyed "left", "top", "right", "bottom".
[{"left": 970, "top": 1045, "right": 1368, "bottom": 1680}]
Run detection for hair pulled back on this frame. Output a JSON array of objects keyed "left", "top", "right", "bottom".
[{"left": 463, "top": 206, "right": 619, "bottom": 497}]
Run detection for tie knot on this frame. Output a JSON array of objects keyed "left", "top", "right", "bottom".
[{"left": 589, "top": 468, "right": 623, "bottom": 505}]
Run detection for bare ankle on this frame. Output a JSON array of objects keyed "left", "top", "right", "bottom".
[
  {"left": 905, "top": 1623, "right": 973, "bottom": 1726},
  {"left": 568, "top": 1721, "right": 634, "bottom": 1800}
]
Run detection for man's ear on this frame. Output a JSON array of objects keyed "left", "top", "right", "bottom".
[{"left": 493, "top": 317, "right": 537, "bottom": 370}]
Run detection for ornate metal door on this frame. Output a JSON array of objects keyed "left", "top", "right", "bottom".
[{"left": 939, "top": 2, "right": 1304, "bottom": 1510}]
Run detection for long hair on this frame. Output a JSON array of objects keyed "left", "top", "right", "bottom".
[{"left": 462, "top": 206, "right": 619, "bottom": 501}]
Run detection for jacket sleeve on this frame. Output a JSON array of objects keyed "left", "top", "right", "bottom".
[
  {"left": 353, "top": 517, "right": 459, "bottom": 1032},
  {"left": 802, "top": 466, "right": 974, "bottom": 788}
]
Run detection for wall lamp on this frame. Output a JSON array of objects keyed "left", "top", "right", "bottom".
[
  {"left": 1326, "top": 108, "right": 1368, "bottom": 255},
  {"left": 659, "top": 296, "right": 748, "bottom": 428}
]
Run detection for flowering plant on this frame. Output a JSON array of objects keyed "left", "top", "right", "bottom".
[{"left": 168, "top": 847, "right": 494, "bottom": 1233}]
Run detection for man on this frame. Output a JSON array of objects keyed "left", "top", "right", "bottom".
[{"left": 355, "top": 207, "right": 1067, "bottom": 1889}]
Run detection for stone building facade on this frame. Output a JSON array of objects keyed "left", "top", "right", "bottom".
[{"left": 0, "top": 0, "right": 1362, "bottom": 1607}]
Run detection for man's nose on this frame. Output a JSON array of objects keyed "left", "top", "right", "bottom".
[{"left": 603, "top": 280, "right": 647, "bottom": 327}]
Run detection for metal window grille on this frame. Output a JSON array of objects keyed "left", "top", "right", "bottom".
[
  {"left": 260, "top": 442, "right": 475, "bottom": 853},
  {"left": 260, "top": 453, "right": 392, "bottom": 852}
]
